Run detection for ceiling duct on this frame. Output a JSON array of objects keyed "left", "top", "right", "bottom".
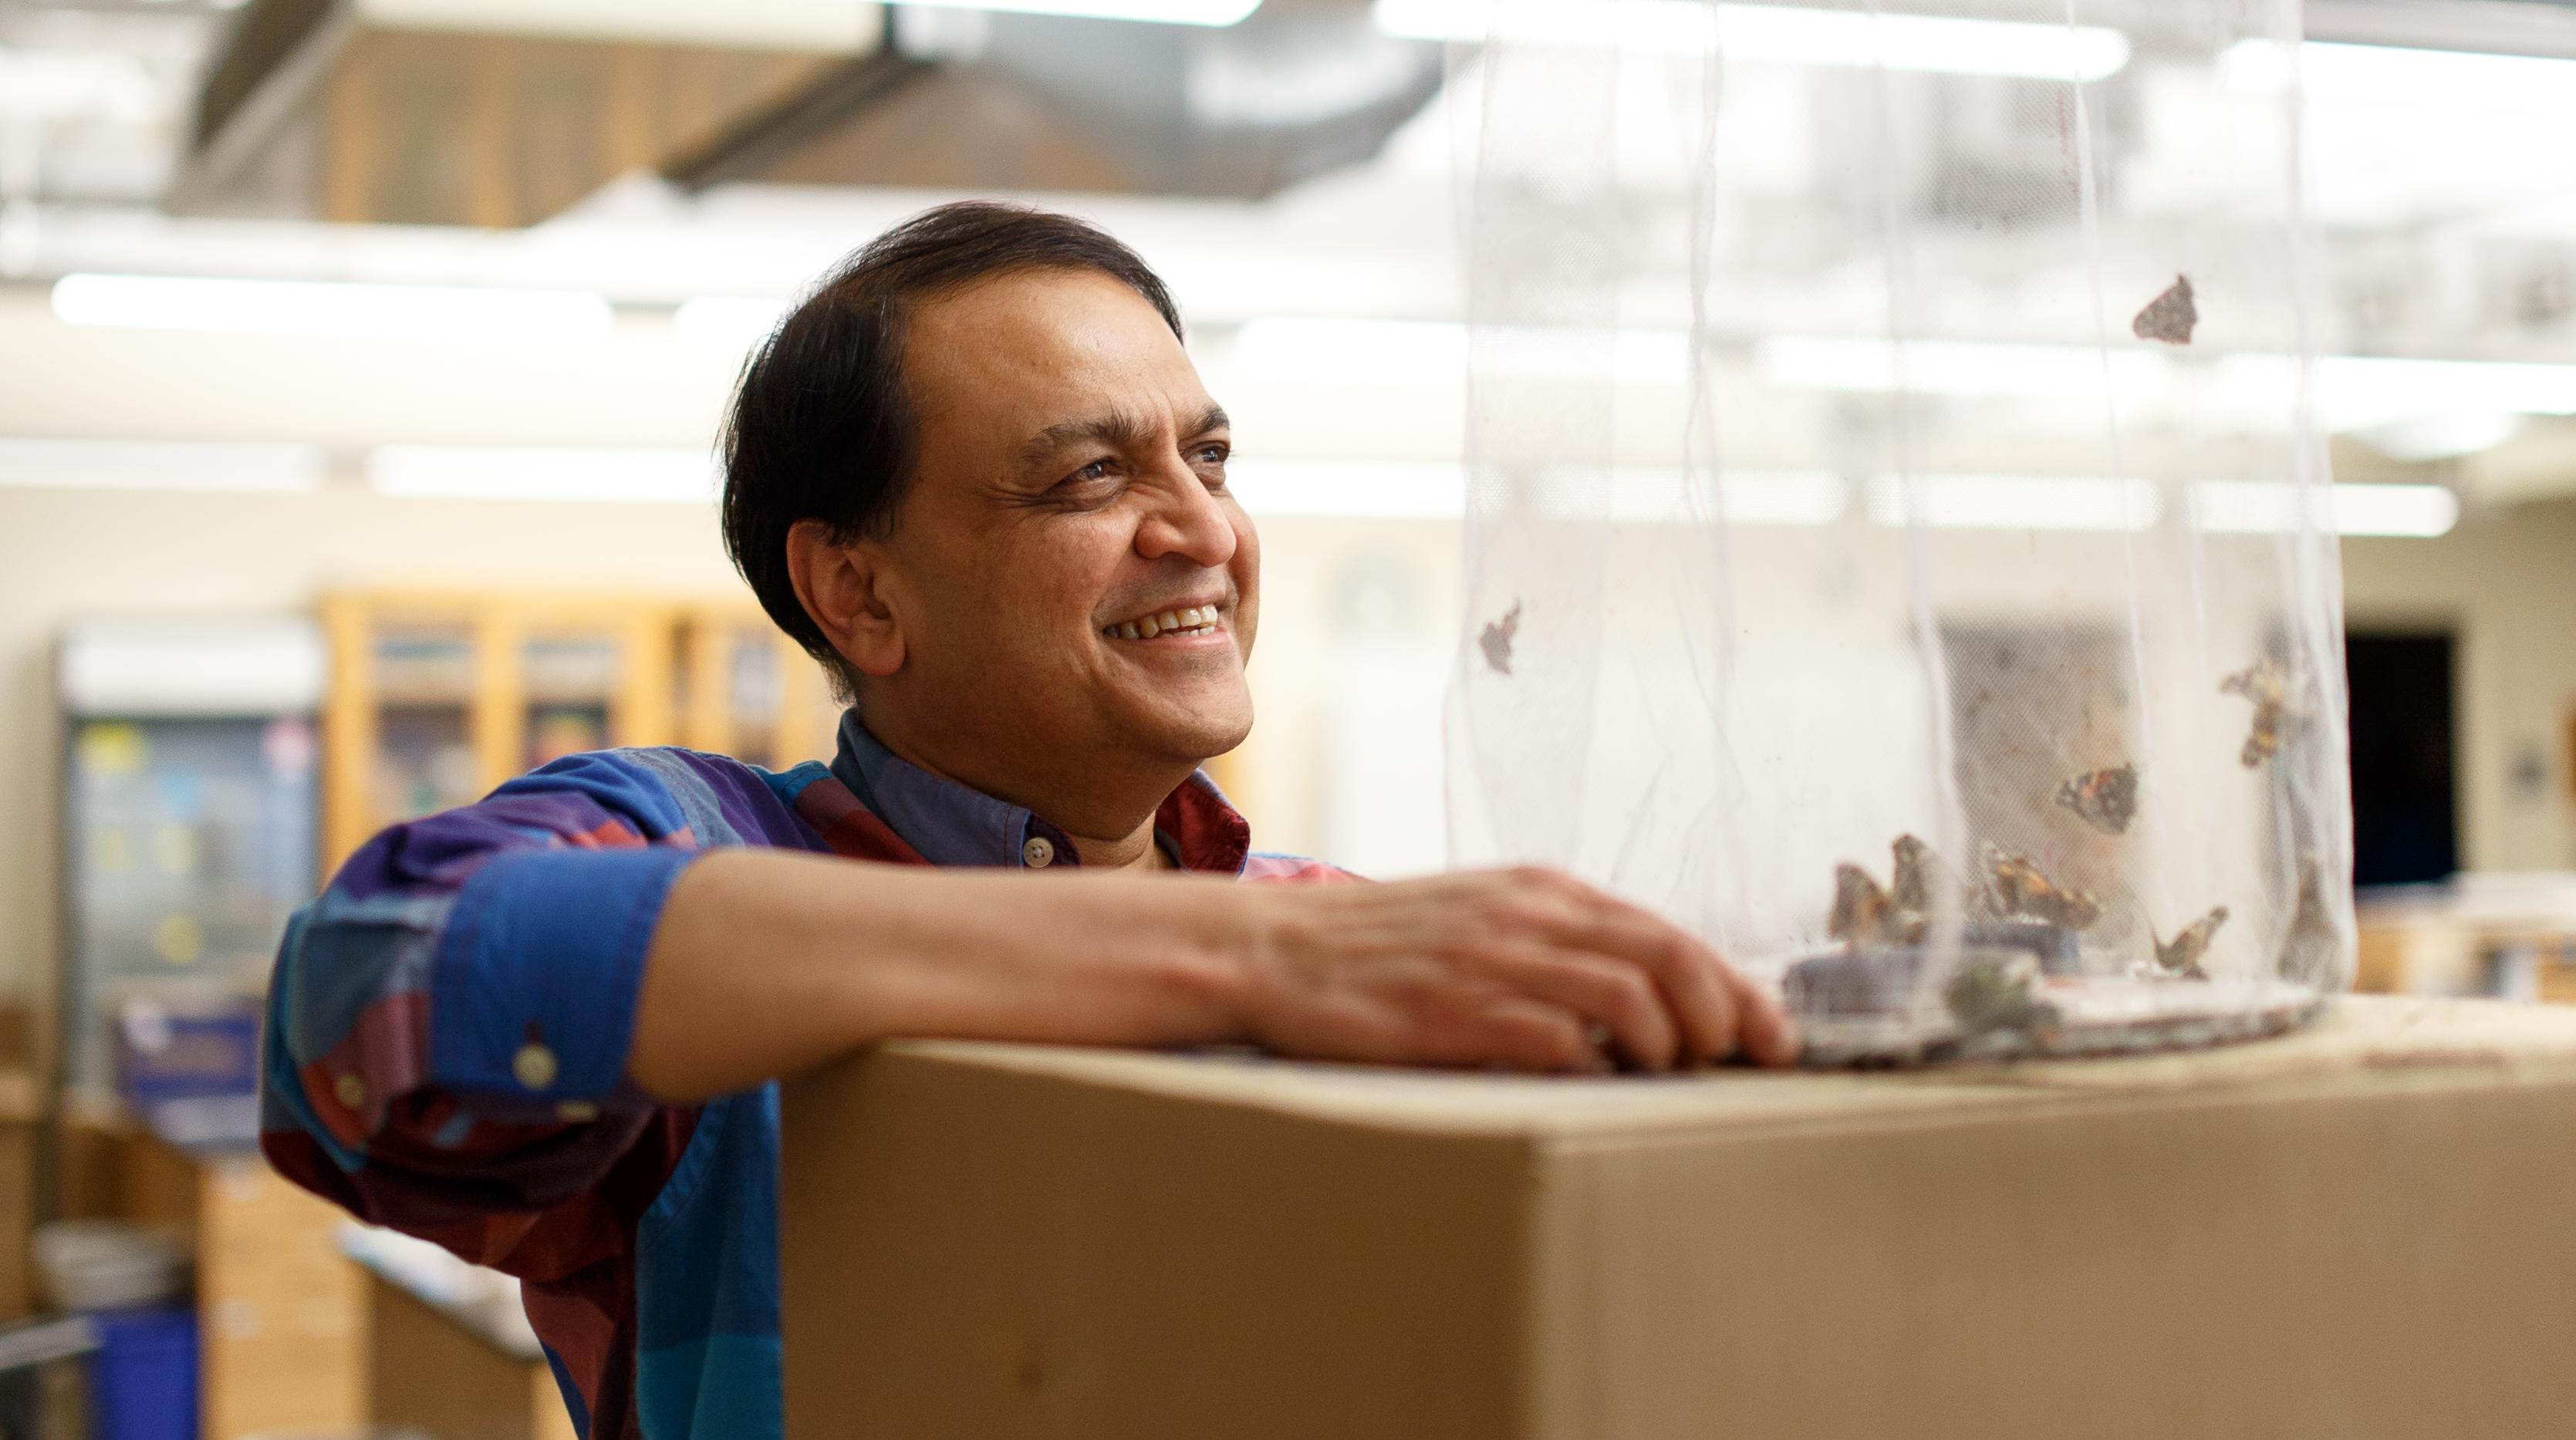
[
  {"left": 174, "top": 0, "right": 1440, "bottom": 224},
  {"left": 174, "top": 0, "right": 881, "bottom": 224},
  {"left": 666, "top": 2, "right": 1443, "bottom": 201}
]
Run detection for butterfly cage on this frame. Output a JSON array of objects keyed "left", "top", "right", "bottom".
[{"left": 1438, "top": 0, "right": 2353, "bottom": 1063}]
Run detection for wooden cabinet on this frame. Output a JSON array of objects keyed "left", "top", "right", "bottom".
[
  {"left": 676, "top": 606, "right": 839, "bottom": 774},
  {"left": 321, "top": 592, "right": 847, "bottom": 873},
  {"left": 320, "top": 592, "right": 680, "bottom": 873}
]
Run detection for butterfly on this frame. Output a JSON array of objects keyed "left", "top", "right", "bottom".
[
  {"left": 1832, "top": 835, "right": 1950, "bottom": 949},
  {"left": 2220, "top": 658, "right": 2310, "bottom": 768},
  {"left": 1828, "top": 863, "right": 1894, "bottom": 949},
  {"left": 1478, "top": 602, "right": 1521, "bottom": 676},
  {"left": 2277, "top": 858, "right": 2341, "bottom": 983},
  {"left": 1983, "top": 845, "right": 2102, "bottom": 931},
  {"left": 2132, "top": 273, "right": 2197, "bottom": 345},
  {"left": 2151, "top": 905, "right": 2228, "bottom": 980},
  {"left": 1890, "top": 833, "right": 1957, "bottom": 918},
  {"left": 2055, "top": 764, "right": 2139, "bottom": 835}
]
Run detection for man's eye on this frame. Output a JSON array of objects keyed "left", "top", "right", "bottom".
[{"left": 1065, "top": 459, "right": 1113, "bottom": 486}]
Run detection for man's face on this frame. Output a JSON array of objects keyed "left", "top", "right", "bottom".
[{"left": 861, "top": 268, "right": 1259, "bottom": 790}]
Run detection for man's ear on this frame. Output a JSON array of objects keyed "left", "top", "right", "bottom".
[{"left": 785, "top": 519, "right": 906, "bottom": 680}]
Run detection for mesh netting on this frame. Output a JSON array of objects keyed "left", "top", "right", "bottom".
[{"left": 1442, "top": 0, "right": 2351, "bottom": 1061}]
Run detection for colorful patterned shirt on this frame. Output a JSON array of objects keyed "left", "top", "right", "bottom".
[{"left": 260, "top": 716, "right": 1352, "bottom": 1438}]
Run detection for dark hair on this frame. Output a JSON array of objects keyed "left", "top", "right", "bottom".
[{"left": 719, "top": 201, "right": 1185, "bottom": 701}]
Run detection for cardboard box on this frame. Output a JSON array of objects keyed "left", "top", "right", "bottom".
[
  {"left": 368, "top": 1273, "right": 578, "bottom": 1440},
  {"left": 782, "top": 995, "right": 2576, "bottom": 1440}
]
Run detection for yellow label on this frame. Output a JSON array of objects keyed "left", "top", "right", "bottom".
[
  {"left": 153, "top": 914, "right": 204, "bottom": 966},
  {"left": 154, "top": 825, "right": 198, "bottom": 876},
  {"left": 77, "top": 723, "right": 148, "bottom": 776}
]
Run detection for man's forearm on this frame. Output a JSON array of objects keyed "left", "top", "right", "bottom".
[
  {"left": 631, "top": 850, "right": 1796, "bottom": 1102},
  {"left": 628, "top": 849, "right": 1249, "bottom": 1102}
]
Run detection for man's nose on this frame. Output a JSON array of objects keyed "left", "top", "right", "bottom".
[{"left": 1135, "top": 463, "right": 1238, "bottom": 568}]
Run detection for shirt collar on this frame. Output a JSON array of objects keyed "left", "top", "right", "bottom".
[{"left": 828, "top": 712, "right": 1251, "bottom": 875}]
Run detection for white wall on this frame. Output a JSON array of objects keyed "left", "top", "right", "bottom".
[{"left": 2343, "top": 504, "right": 2576, "bottom": 875}]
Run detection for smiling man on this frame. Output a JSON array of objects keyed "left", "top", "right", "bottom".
[{"left": 261, "top": 202, "right": 1795, "bottom": 1440}]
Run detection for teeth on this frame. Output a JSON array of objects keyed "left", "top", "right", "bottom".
[{"left": 1106, "top": 606, "right": 1223, "bottom": 639}]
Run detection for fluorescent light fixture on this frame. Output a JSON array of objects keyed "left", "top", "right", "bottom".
[
  {"left": 0, "top": 47, "right": 161, "bottom": 123},
  {"left": 2223, "top": 38, "right": 2576, "bottom": 111},
  {"left": 1575, "top": 467, "right": 1846, "bottom": 524},
  {"left": 58, "top": 619, "right": 327, "bottom": 717},
  {"left": 1226, "top": 460, "right": 1468, "bottom": 518},
  {"left": 674, "top": 295, "right": 792, "bottom": 352},
  {"left": 1237, "top": 319, "right": 1466, "bottom": 383},
  {"left": 1761, "top": 337, "right": 2576, "bottom": 441},
  {"left": 886, "top": 0, "right": 1260, "bottom": 24},
  {"left": 2191, "top": 481, "right": 2458, "bottom": 538},
  {"left": 0, "top": 439, "right": 325, "bottom": 494},
  {"left": 361, "top": 0, "right": 1257, "bottom": 39},
  {"left": 1755, "top": 336, "right": 2173, "bottom": 405},
  {"left": 1373, "top": 0, "right": 2131, "bottom": 80},
  {"left": 368, "top": 446, "right": 717, "bottom": 504},
  {"left": 353, "top": 0, "right": 882, "bottom": 50},
  {"left": 1224, "top": 461, "right": 1845, "bottom": 524},
  {"left": 1866, "top": 474, "right": 2159, "bottom": 531},
  {"left": 1235, "top": 319, "right": 1692, "bottom": 386},
  {"left": 2359, "top": 412, "right": 2523, "bottom": 464},
  {"left": 2314, "top": 356, "right": 2576, "bottom": 421},
  {"left": 52, "top": 274, "right": 615, "bottom": 342}
]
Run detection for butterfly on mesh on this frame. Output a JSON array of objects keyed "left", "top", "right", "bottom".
[
  {"left": 1981, "top": 845, "right": 2102, "bottom": 931},
  {"left": 2277, "top": 858, "right": 2340, "bottom": 983},
  {"left": 2151, "top": 905, "right": 2228, "bottom": 980},
  {"left": 1828, "top": 863, "right": 1896, "bottom": 950},
  {"left": 1478, "top": 601, "right": 1521, "bottom": 676},
  {"left": 1889, "top": 833, "right": 1951, "bottom": 915},
  {"left": 2054, "top": 763, "right": 2139, "bottom": 835},
  {"left": 2132, "top": 273, "right": 2197, "bottom": 345},
  {"left": 1829, "top": 835, "right": 1948, "bottom": 949},
  {"left": 2220, "top": 658, "right": 2310, "bottom": 768}
]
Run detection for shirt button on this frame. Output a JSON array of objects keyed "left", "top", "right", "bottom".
[
  {"left": 1021, "top": 835, "right": 1056, "bottom": 868},
  {"left": 512, "top": 1042, "right": 559, "bottom": 1091},
  {"left": 333, "top": 1074, "right": 366, "bottom": 1108}
]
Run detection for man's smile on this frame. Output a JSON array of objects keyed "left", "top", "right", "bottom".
[{"left": 1100, "top": 602, "right": 1226, "bottom": 642}]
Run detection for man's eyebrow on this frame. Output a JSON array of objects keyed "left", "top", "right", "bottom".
[
  {"left": 1015, "top": 410, "right": 1158, "bottom": 468},
  {"left": 1013, "top": 404, "right": 1231, "bottom": 468}
]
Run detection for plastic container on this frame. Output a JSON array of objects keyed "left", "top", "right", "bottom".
[
  {"left": 1444, "top": 0, "right": 2353, "bottom": 1066},
  {"left": 114, "top": 997, "right": 260, "bottom": 1108},
  {"left": 86, "top": 1308, "right": 197, "bottom": 1440}
]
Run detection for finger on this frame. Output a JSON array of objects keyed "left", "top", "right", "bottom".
[
  {"left": 1462, "top": 997, "right": 1606, "bottom": 1074},
  {"left": 1713, "top": 959, "right": 1799, "bottom": 1067},
  {"left": 1477, "top": 946, "right": 1680, "bottom": 1072},
  {"left": 1527, "top": 899, "right": 1739, "bottom": 1067}
]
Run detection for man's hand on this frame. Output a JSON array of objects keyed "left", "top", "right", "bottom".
[
  {"left": 1231, "top": 867, "right": 1798, "bottom": 1072},
  {"left": 632, "top": 852, "right": 1796, "bottom": 1103}
]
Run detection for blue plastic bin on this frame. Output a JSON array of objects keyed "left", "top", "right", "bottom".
[{"left": 86, "top": 1308, "right": 197, "bottom": 1440}]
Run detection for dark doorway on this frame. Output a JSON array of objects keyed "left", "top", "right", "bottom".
[{"left": 2346, "top": 631, "right": 2459, "bottom": 887}]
